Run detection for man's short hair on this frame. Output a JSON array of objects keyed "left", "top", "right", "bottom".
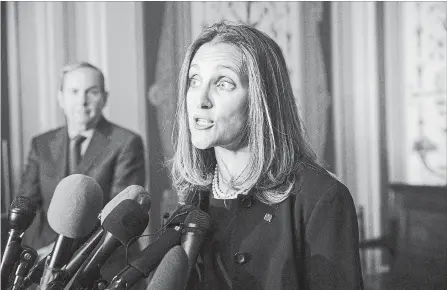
[{"left": 59, "top": 62, "right": 105, "bottom": 92}]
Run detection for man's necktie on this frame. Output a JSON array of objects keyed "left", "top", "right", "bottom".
[{"left": 69, "top": 135, "right": 86, "bottom": 175}]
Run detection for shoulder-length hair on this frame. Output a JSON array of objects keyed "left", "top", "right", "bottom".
[{"left": 172, "top": 21, "right": 316, "bottom": 205}]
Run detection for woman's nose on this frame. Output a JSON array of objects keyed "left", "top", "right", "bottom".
[{"left": 196, "top": 86, "right": 212, "bottom": 109}]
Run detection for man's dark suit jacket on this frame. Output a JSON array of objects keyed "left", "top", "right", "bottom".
[{"left": 18, "top": 117, "right": 146, "bottom": 250}]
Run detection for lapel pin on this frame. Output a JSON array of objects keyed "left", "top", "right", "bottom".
[{"left": 264, "top": 213, "right": 273, "bottom": 222}]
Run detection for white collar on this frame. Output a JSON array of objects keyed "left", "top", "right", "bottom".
[{"left": 68, "top": 128, "right": 95, "bottom": 140}]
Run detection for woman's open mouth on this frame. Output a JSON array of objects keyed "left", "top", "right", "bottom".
[{"left": 194, "top": 117, "right": 214, "bottom": 130}]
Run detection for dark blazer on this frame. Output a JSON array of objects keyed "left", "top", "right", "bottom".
[
  {"left": 18, "top": 117, "right": 146, "bottom": 250},
  {"left": 188, "top": 161, "right": 363, "bottom": 290}
]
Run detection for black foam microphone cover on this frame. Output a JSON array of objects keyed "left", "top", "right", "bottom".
[
  {"left": 79, "top": 199, "right": 149, "bottom": 287},
  {"left": 146, "top": 246, "right": 189, "bottom": 290},
  {"left": 64, "top": 185, "right": 152, "bottom": 278},
  {"left": 102, "top": 199, "right": 149, "bottom": 245},
  {"left": 106, "top": 226, "right": 183, "bottom": 289},
  {"left": 105, "top": 206, "right": 198, "bottom": 289},
  {"left": 100, "top": 185, "right": 151, "bottom": 224},
  {"left": 1, "top": 196, "right": 38, "bottom": 289}
]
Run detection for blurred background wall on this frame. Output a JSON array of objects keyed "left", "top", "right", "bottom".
[{"left": 1, "top": 2, "right": 446, "bottom": 289}]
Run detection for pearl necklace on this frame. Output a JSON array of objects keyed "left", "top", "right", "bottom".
[{"left": 212, "top": 165, "right": 250, "bottom": 199}]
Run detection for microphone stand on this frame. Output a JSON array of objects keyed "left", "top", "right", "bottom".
[
  {"left": 11, "top": 245, "right": 37, "bottom": 290},
  {"left": 92, "top": 279, "right": 109, "bottom": 290}
]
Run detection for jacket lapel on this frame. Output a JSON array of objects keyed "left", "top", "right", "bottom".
[
  {"left": 77, "top": 117, "right": 112, "bottom": 173},
  {"left": 49, "top": 128, "right": 69, "bottom": 180}
]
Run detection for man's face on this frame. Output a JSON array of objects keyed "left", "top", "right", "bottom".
[{"left": 58, "top": 67, "right": 107, "bottom": 131}]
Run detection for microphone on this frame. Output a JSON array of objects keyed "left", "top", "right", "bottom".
[
  {"left": 106, "top": 206, "right": 197, "bottom": 289},
  {"left": 164, "top": 205, "right": 197, "bottom": 228},
  {"left": 39, "top": 174, "right": 104, "bottom": 289},
  {"left": 145, "top": 246, "right": 188, "bottom": 290},
  {"left": 100, "top": 185, "right": 151, "bottom": 224},
  {"left": 0, "top": 195, "right": 38, "bottom": 289},
  {"left": 106, "top": 227, "right": 183, "bottom": 290},
  {"left": 181, "top": 209, "right": 211, "bottom": 282},
  {"left": 47, "top": 174, "right": 104, "bottom": 269},
  {"left": 64, "top": 185, "right": 151, "bottom": 277},
  {"left": 24, "top": 185, "right": 151, "bottom": 289},
  {"left": 77, "top": 199, "right": 149, "bottom": 288},
  {"left": 63, "top": 227, "right": 104, "bottom": 278},
  {"left": 11, "top": 245, "right": 38, "bottom": 290},
  {"left": 22, "top": 257, "right": 46, "bottom": 289}
]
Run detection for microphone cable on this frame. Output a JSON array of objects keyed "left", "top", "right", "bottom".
[{"left": 122, "top": 208, "right": 195, "bottom": 264}]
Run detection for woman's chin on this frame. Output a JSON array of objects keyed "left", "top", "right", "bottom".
[{"left": 191, "top": 139, "right": 214, "bottom": 150}]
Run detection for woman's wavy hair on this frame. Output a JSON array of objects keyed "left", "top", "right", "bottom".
[{"left": 171, "top": 21, "right": 317, "bottom": 204}]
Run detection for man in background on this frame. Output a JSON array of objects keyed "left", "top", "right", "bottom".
[{"left": 17, "top": 62, "right": 146, "bottom": 274}]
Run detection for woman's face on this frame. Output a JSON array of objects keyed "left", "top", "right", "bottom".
[{"left": 186, "top": 42, "right": 249, "bottom": 150}]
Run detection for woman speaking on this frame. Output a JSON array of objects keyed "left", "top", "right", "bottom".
[{"left": 171, "top": 21, "right": 363, "bottom": 290}]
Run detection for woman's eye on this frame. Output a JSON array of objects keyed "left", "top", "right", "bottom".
[
  {"left": 217, "top": 80, "right": 235, "bottom": 91},
  {"left": 188, "top": 76, "right": 200, "bottom": 88}
]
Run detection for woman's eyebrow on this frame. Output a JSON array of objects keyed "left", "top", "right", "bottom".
[{"left": 216, "top": 64, "right": 241, "bottom": 74}]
